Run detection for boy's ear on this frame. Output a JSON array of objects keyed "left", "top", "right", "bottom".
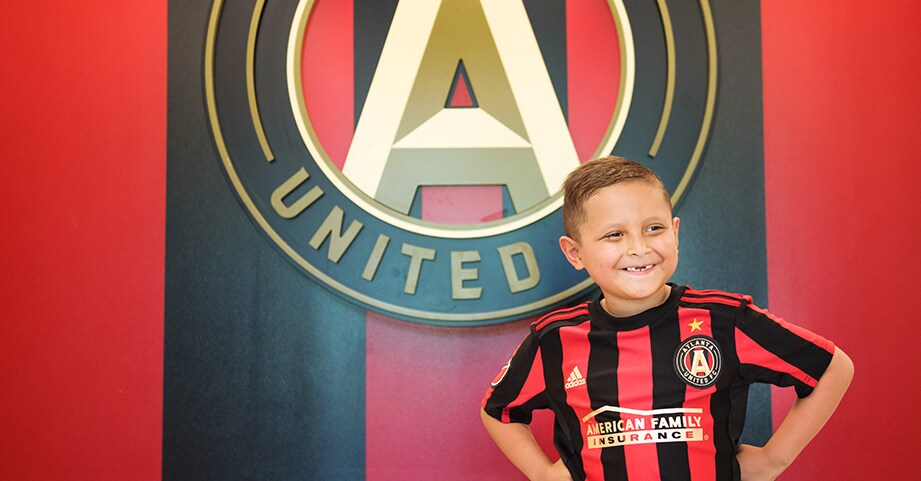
[
  {"left": 559, "top": 236, "right": 585, "bottom": 270},
  {"left": 673, "top": 216, "right": 681, "bottom": 249}
]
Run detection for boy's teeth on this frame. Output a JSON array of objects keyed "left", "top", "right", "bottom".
[{"left": 626, "top": 265, "right": 652, "bottom": 272}]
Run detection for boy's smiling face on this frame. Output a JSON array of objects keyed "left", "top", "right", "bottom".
[{"left": 559, "top": 180, "right": 680, "bottom": 317}]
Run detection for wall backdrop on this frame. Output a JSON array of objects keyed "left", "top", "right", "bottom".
[
  {"left": 166, "top": 1, "right": 766, "bottom": 479},
  {"left": 1, "top": 1, "right": 920, "bottom": 480}
]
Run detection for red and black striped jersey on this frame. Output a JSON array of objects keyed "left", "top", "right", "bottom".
[{"left": 482, "top": 284, "right": 835, "bottom": 481}]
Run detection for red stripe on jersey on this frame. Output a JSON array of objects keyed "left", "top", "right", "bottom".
[
  {"left": 683, "top": 288, "right": 744, "bottom": 301},
  {"left": 735, "top": 330, "right": 819, "bottom": 388},
  {"left": 532, "top": 304, "right": 590, "bottom": 332},
  {"left": 616, "top": 326, "right": 661, "bottom": 480},
  {"left": 681, "top": 295, "right": 743, "bottom": 308},
  {"left": 558, "top": 322, "right": 604, "bottom": 479},
  {"left": 678, "top": 307, "right": 718, "bottom": 481},
  {"left": 500, "top": 348, "right": 546, "bottom": 423},
  {"left": 746, "top": 304, "right": 835, "bottom": 354}
]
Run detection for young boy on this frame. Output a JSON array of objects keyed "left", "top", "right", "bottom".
[{"left": 481, "top": 156, "right": 853, "bottom": 481}]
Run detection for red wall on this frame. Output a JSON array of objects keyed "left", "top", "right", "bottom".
[
  {"left": 0, "top": 1, "right": 165, "bottom": 479},
  {"left": 762, "top": 1, "right": 921, "bottom": 479},
  {"left": 1, "top": 1, "right": 919, "bottom": 479}
]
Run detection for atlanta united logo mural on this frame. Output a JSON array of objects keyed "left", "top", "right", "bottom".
[{"left": 205, "top": 0, "right": 717, "bottom": 324}]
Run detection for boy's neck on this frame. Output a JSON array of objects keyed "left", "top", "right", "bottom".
[{"left": 600, "top": 284, "right": 672, "bottom": 318}]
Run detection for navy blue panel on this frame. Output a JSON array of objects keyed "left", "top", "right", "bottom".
[
  {"left": 666, "top": 0, "right": 772, "bottom": 445},
  {"left": 164, "top": 1, "right": 366, "bottom": 479}
]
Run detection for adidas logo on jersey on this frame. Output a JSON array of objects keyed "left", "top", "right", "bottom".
[{"left": 564, "top": 366, "right": 586, "bottom": 389}]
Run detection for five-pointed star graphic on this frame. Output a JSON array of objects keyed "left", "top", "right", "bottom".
[{"left": 689, "top": 318, "right": 704, "bottom": 332}]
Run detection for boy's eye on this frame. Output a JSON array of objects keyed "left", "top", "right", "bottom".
[
  {"left": 646, "top": 225, "right": 664, "bottom": 233},
  {"left": 604, "top": 232, "right": 622, "bottom": 239}
]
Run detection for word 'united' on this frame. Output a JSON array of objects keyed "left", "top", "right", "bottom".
[{"left": 272, "top": 167, "right": 542, "bottom": 299}]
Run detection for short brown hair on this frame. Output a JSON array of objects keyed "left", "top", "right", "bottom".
[{"left": 561, "top": 156, "right": 671, "bottom": 238}]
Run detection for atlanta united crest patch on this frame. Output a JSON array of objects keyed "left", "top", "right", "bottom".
[
  {"left": 674, "top": 336, "right": 722, "bottom": 388},
  {"left": 204, "top": 0, "right": 718, "bottom": 325}
]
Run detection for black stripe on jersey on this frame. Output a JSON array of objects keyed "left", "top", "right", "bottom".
[
  {"left": 540, "top": 329, "right": 587, "bottom": 480},
  {"left": 649, "top": 310, "right": 692, "bottom": 481},
  {"left": 721, "top": 378, "right": 751, "bottom": 480},
  {"left": 709, "top": 316, "right": 740, "bottom": 481},
  {"left": 710, "top": 389, "right": 737, "bottom": 481},
  {"left": 483, "top": 334, "right": 545, "bottom": 423},
  {"left": 586, "top": 326, "right": 629, "bottom": 481},
  {"left": 741, "top": 365, "right": 816, "bottom": 398},
  {"left": 736, "top": 306, "right": 833, "bottom": 382}
]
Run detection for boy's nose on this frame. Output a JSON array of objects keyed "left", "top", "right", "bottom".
[{"left": 626, "top": 235, "right": 650, "bottom": 255}]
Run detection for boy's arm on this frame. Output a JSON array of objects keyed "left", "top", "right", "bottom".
[
  {"left": 737, "top": 346, "right": 854, "bottom": 481},
  {"left": 480, "top": 409, "right": 572, "bottom": 481}
]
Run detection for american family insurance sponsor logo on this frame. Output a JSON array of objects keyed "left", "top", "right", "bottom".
[{"left": 582, "top": 406, "right": 706, "bottom": 449}]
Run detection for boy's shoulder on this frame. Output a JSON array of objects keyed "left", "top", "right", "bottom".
[
  {"left": 530, "top": 302, "right": 591, "bottom": 335},
  {"left": 679, "top": 286, "right": 753, "bottom": 309},
  {"left": 526, "top": 287, "right": 761, "bottom": 336}
]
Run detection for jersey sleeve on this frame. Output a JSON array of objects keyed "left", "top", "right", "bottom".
[
  {"left": 734, "top": 298, "right": 835, "bottom": 397},
  {"left": 481, "top": 330, "right": 548, "bottom": 424}
]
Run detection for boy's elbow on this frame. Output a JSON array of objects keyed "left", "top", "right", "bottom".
[
  {"left": 481, "top": 408, "right": 512, "bottom": 439},
  {"left": 831, "top": 346, "right": 855, "bottom": 386}
]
